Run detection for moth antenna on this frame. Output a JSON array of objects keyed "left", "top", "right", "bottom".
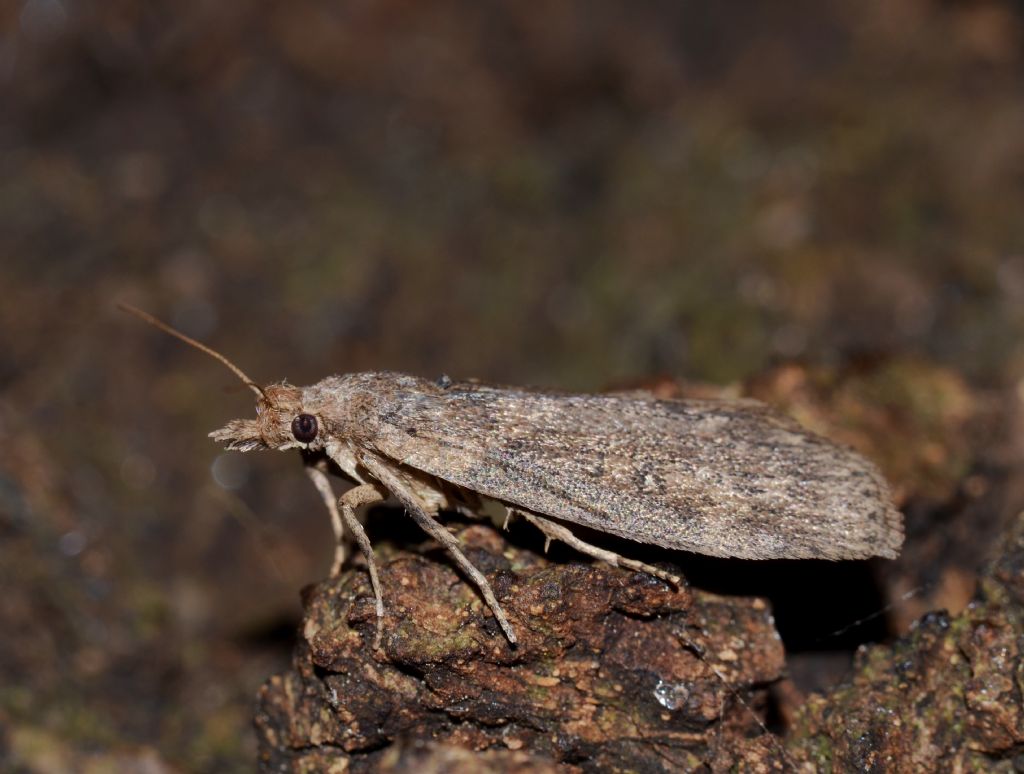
[
  {"left": 118, "top": 303, "right": 266, "bottom": 399},
  {"left": 813, "top": 583, "right": 929, "bottom": 644}
]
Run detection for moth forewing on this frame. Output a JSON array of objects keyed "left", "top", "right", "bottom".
[{"left": 360, "top": 375, "right": 904, "bottom": 563}]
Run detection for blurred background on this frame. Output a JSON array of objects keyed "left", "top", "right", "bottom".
[{"left": 2, "top": 0, "right": 1024, "bottom": 770}]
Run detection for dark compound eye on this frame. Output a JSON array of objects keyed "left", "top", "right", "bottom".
[{"left": 291, "top": 413, "right": 318, "bottom": 443}]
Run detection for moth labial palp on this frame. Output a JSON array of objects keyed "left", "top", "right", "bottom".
[{"left": 120, "top": 304, "right": 905, "bottom": 648}]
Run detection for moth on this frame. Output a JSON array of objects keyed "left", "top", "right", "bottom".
[{"left": 122, "top": 304, "right": 904, "bottom": 646}]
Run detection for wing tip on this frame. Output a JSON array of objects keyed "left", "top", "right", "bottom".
[{"left": 874, "top": 502, "right": 906, "bottom": 559}]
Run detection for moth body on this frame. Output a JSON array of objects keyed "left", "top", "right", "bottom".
[
  {"left": 204, "top": 369, "right": 905, "bottom": 644},
  {"left": 118, "top": 306, "right": 904, "bottom": 648},
  {"left": 212, "top": 371, "right": 904, "bottom": 561}
]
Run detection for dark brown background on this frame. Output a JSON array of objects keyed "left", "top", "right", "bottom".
[{"left": 2, "top": 1, "right": 1023, "bottom": 770}]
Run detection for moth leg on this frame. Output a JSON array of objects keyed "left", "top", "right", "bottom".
[
  {"left": 360, "top": 455, "right": 518, "bottom": 645},
  {"left": 337, "top": 483, "right": 388, "bottom": 648},
  {"left": 515, "top": 509, "right": 682, "bottom": 587},
  {"left": 304, "top": 462, "right": 347, "bottom": 575}
]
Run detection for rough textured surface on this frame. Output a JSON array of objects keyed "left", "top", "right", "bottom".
[
  {"left": 255, "top": 524, "right": 787, "bottom": 772},
  {"left": 256, "top": 502, "right": 1024, "bottom": 772},
  {"left": 788, "top": 508, "right": 1024, "bottom": 771}
]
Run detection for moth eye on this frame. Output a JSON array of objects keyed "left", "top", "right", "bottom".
[{"left": 291, "top": 413, "right": 318, "bottom": 443}]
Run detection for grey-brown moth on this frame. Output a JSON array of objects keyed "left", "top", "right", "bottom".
[{"left": 122, "top": 305, "right": 904, "bottom": 646}]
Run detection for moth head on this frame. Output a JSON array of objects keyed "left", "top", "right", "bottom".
[
  {"left": 115, "top": 305, "right": 330, "bottom": 454},
  {"left": 210, "top": 382, "right": 326, "bottom": 452}
]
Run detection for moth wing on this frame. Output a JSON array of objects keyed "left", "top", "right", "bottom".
[{"left": 367, "top": 383, "right": 903, "bottom": 560}]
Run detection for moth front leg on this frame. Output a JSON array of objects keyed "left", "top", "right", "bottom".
[
  {"left": 336, "top": 482, "right": 387, "bottom": 648},
  {"left": 360, "top": 453, "right": 519, "bottom": 645},
  {"left": 304, "top": 461, "right": 347, "bottom": 575}
]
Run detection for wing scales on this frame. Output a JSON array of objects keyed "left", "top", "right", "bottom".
[{"left": 366, "top": 379, "right": 903, "bottom": 560}]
